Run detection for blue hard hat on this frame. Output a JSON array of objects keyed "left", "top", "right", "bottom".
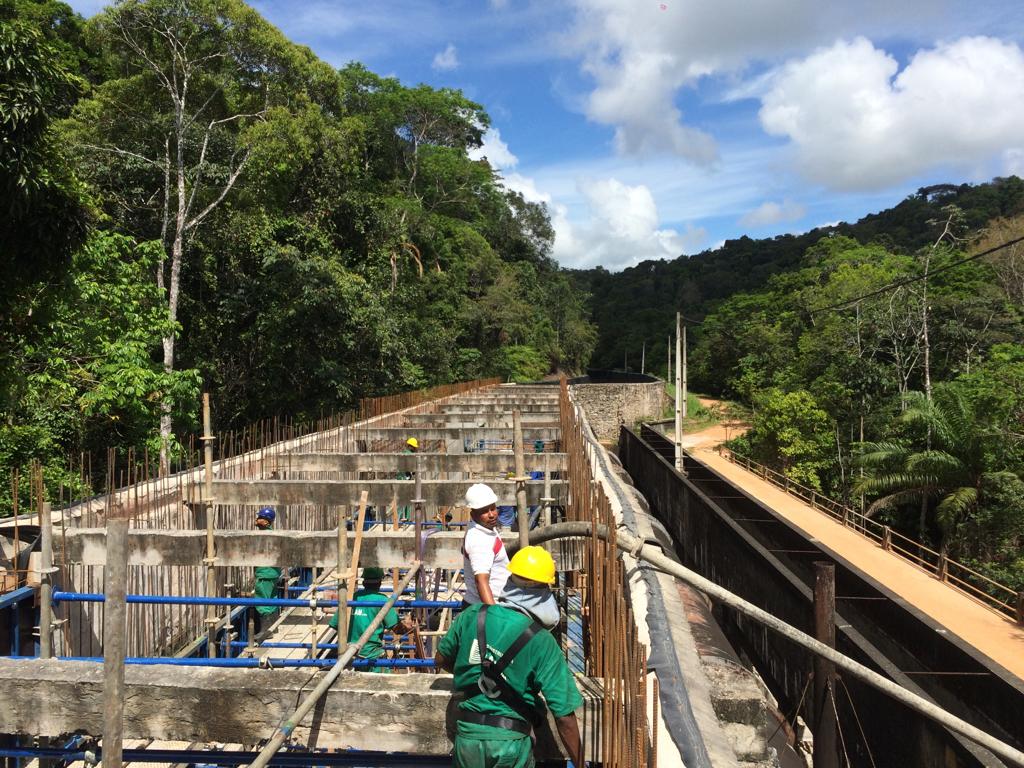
[{"left": 256, "top": 507, "right": 276, "bottom": 523}]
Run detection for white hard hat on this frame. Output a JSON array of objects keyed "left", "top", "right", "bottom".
[{"left": 465, "top": 483, "right": 498, "bottom": 510}]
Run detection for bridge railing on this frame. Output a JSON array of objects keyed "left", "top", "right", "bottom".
[{"left": 719, "top": 447, "right": 1023, "bottom": 624}]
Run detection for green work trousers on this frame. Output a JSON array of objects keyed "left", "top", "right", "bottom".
[{"left": 453, "top": 734, "right": 533, "bottom": 768}]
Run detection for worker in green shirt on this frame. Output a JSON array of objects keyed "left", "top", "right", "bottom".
[
  {"left": 329, "top": 566, "right": 415, "bottom": 671},
  {"left": 436, "top": 546, "right": 583, "bottom": 768},
  {"left": 251, "top": 507, "right": 282, "bottom": 636}
]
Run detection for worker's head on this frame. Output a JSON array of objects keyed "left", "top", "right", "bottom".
[
  {"left": 406, "top": 437, "right": 419, "bottom": 452},
  {"left": 507, "top": 546, "right": 556, "bottom": 588},
  {"left": 500, "top": 546, "right": 560, "bottom": 629},
  {"left": 255, "top": 507, "right": 276, "bottom": 529},
  {"left": 465, "top": 483, "right": 498, "bottom": 529},
  {"left": 362, "top": 566, "right": 386, "bottom": 590}
]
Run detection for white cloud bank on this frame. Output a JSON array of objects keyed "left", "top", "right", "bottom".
[
  {"left": 551, "top": 178, "right": 703, "bottom": 270},
  {"left": 740, "top": 198, "right": 807, "bottom": 227},
  {"left": 432, "top": 43, "right": 459, "bottom": 71},
  {"left": 758, "top": 36, "right": 1024, "bottom": 190}
]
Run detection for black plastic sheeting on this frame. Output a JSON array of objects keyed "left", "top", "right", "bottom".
[{"left": 587, "top": 434, "right": 714, "bottom": 768}]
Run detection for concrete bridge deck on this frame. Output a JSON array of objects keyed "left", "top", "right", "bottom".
[{"left": 693, "top": 444, "right": 1024, "bottom": 681}]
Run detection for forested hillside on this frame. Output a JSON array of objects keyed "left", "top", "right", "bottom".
[
  {"left": 576, "top": 178, "right": 1024, "bottom": 373},
  {"left": 580, "top": 183, "right": 1024, "bottom": 588},
  {"left": 1, "top": 0, "right": 595, "bottom": 508}
]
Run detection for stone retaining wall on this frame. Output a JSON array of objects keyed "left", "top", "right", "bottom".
[{"left": 571, "top": 381, "right": 667, "bottom": 441}]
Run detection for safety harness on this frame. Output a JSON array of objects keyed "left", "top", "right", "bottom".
[{"left": 457, "top": 604, "right": 545, "bottom": 737}]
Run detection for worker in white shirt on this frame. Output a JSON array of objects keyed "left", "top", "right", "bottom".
[{"left": 461, "top": 483, "right": 510, "bottom": 605}]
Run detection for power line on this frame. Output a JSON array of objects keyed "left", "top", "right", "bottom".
[{"left": 807, "top": 233, "right": 1024, "bottom": 316}]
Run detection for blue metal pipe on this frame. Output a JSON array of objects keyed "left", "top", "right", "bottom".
[
  {"left": 52, "top": 591, "right": 461, "bottom": 609},
  {"left": 0, "top": 746, "right": 453, "bottom": 766},
  {"left": 0, "top": 586, "right": 35, "bottom": 610},
  {"left": 7, "top": 655, "right": 435, "bottom": 668},
  {"left": 226, "top": 641, "right": 417, "bottom": 651}
]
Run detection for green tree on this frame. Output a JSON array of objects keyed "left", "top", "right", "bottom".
[
  {"left": 855, "top": 388, "right": 1020, "bottom": 554},
  {"left": 733, "top": 389, "right": 835, "bottom": 491}
]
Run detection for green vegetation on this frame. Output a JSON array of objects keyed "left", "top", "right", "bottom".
[
  {"left": 1, "top": 0, "right": 595, "bottom": 512},
  {"left": 699, "top": 219, "right": 1023, "bottom": 587}
]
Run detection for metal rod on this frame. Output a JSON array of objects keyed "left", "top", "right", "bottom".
[
  {"left": 522, "top": 521, "right": 1024, "bottom": 768},
  {"left": 514, "top": 409, "right": 529, "bottom": 547},
  {"left": 15, "top": 655, "right": 435, "bottom": 668},
  {"left": 245, "top": 562, "right": 422, "bottom": 768},
  {"left": 51, "top": 591, "right": 458, "bottom": 609},
  {"left": 39, "top": 501, "right": 54, "bottom": 659},
  {"left": 102, "top": 510, "right": 129, "bottom": 767}
]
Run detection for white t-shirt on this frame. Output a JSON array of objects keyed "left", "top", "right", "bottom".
[{"left": 462, "top": 520, "right": 510, "bottom": 604}]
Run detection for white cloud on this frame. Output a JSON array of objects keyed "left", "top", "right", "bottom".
[
  {"left": 758, "top": 36, "right": 1024, "bottom": 189},
  {"left": 432, "top": 43, "right": 460, "bottom": 71},
  {"left": 564, "top": 0, "right": 831, "bottom": 163},
  {"left": 468, "top": 128, "right": 519, "bottom": 170},
  {"left": 740, "top": 198, "right": 807, "bottom": 227},
  {"left": 1002, "top": 148, "right": 1024, "bottom": 177},
  {"left": 562, "top": 0, "right": 1012, "bottom": 167},
  {"left": 551, "top": 178, "right": 704, "bottom": 269}
]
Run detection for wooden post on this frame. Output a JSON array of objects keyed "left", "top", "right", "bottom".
[
  {"left": 336, "top": 502, "right": 349, "bottom": 650},
  {"left": 641, "top": 340, "right": 645, "bottom": 375},
  {"left": 102, "top": 507, "right": 130, "bottom": 767},
  {"left": 336, "top": 492, "right": 368, "bottom": 657},
  {"left": 882, "top": 526, "right": 892, "bottom": 551},
  {"left": 39, "top": 501, "right": 54, "bottom": 659},
  {"left": 541, "top": 452, "right": 553, "bottom": 528},
  {"left": 937, "top": 552, "right": 948, "bottom": 582},
  {"left": 1016, "top": 591, "right": 1024, "bottom": 625},
  {"left": 813, "top": 562, "right": 839, "bottom": 768},
  {"left": 413, "top": 457, "right": 427, "bottom": 653},
  {"left": 514, "top": 409, "right": 529, "bottom": 547},
  {"left": 201, "top": 394, "right": 217, "bottom": 658}
]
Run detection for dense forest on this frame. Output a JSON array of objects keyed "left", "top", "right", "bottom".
[
  {"left": 579, "top": 180, "right": 1024, "bottom": 589},
  {"left": 1, "top": 0, "right": 596, "bottom": 507}
]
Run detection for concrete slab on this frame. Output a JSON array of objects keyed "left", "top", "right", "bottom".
[
  {"left": 353, "top": 427, "right": 560, "bottom": 443},
  {"left": 206, "top": 478, "right": 565, "bottom": 507},
  {"left": 269, "top": 452, "right": 566, "bottom": 474},
  {"left": 0, "top": 658, "right": 600, "bottom": 759},
  {"left": 60, "top": 529, "right": 514, "bottom": 569}
]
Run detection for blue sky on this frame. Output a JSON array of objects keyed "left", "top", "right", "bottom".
[{"left": 66, "top": 0, "right": 1024, "bottom": 271}]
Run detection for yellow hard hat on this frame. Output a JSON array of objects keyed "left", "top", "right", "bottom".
[
  {"left": 507, "top": 546, "right": 556, "bottom": 586},
  {"left": 406, "top": 437, "right": 419, "bottom": 449}
]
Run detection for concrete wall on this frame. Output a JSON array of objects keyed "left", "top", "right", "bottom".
[{"left": 571, "top": 381, "right": 667, "bottom": 440}]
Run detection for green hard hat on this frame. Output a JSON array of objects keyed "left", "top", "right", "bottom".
[{"left": 362, "top": 566, "right": 386, "bottom": 581}]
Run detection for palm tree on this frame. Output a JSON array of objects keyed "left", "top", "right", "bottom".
[{"left": 855, "top": 388, "right": 1018, "bottom": 555}]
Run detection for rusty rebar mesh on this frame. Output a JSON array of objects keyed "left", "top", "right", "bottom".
[
  {"left": 3, "top": 379, "right": 500, "bottom": 658},
  {"left": 560, "top": 376, "right": 653, "bottom": 768}
]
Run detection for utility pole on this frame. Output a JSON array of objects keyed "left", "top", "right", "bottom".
[
  {"left": 674, "top": 312, "right": 684, "bottom": 473},
  {"left": 682, "top": 323, "right": 688, "bottom": 419}
]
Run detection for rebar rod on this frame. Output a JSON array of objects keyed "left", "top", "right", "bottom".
[
  {"left": 244, "top": 562, "right": 421, "bottom": 768},
  {"left": 520, "top": 522, "right": 1024, "bottom": 768}
]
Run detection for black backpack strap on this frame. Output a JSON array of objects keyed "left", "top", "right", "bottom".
[{"left": 474, "top": 604, "right": 545, "bottom": 727}]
